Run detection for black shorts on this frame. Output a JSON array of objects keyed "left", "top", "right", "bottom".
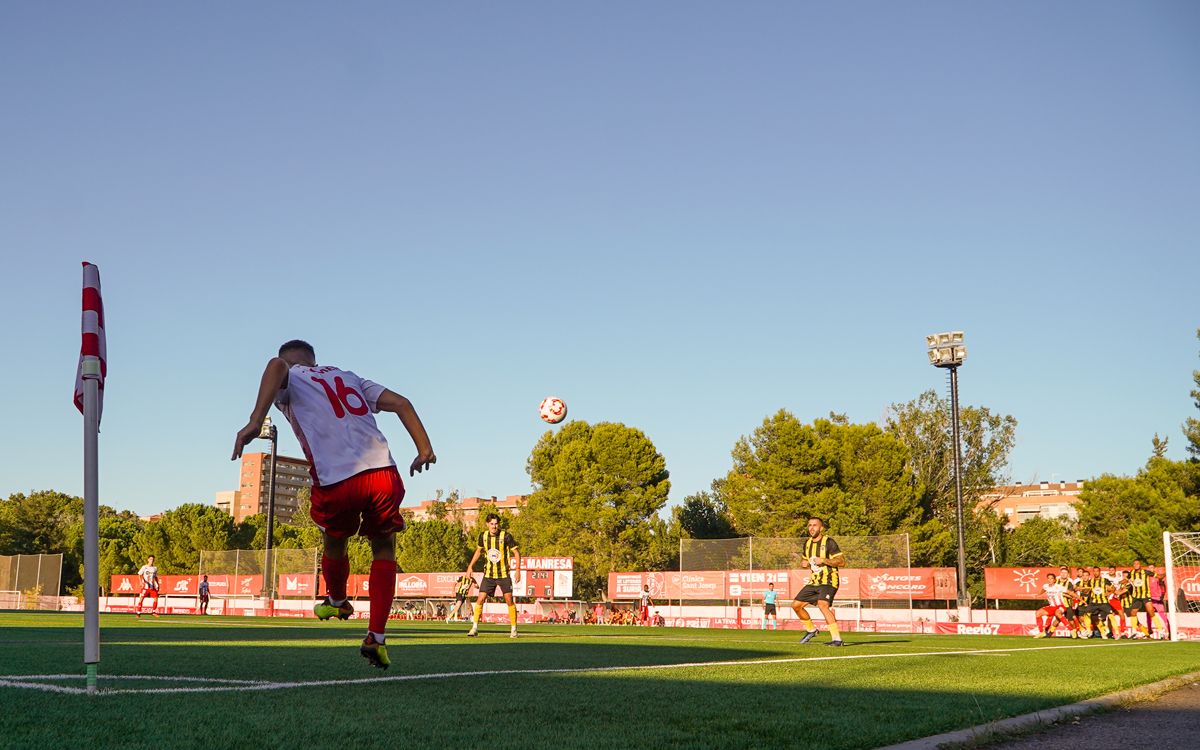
[
  {"left": 794, "top": 585, "right": 837, "bottom": 605},
  {"left": 764, "top": 603, "right": 777, "bottom": 616},
  {"left": 199, "top": 594, "right": 209, "bottom": 602},
  {"left": 1126, "top": 598, "right": 1148, "bottom": 615},
  {"left": 1082, "top": 603, "right": 1112, "bottom": 620},
  {"left": 479, "top": 576, "right": 513, "bottom": 597},
  {"left": 454, "top": 594, "right": 467, "bottom": 603}
]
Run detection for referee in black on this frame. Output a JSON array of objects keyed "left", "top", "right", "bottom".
[{"left": 792, "top": 517, "right": 846, "bottom": 646}]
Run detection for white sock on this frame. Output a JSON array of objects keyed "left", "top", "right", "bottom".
[
  {"left": 368, "top": 631, "right": 385, "bottom": 643},
  {"left": 330, "top": 597, "right": 347, "bottom": 607}
]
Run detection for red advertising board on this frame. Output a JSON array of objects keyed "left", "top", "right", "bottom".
[
  {"left": 160, "top": 575, "right": 198, "bottom": 595},
  {"left": 856, "top": 568, "right": 957, "bottom": 600},
  {"left": 725, "top": 570, "right": 793, "bottom": 598},
  {"left": 276, "top": 574, "right": 317, "bottom": 597},
  {"left": 110, "top": 575, "right": 140, "bottom": 594},
  {"left": 1176, "top": 566, "right": 1200, "bottom": 600},
  {"left": 425, "top": 572, "right": 469, "bottom": 598},
  {"left": 519, "top": 557, "right": 573, "bottom": 571},
  {"left": 203, "top": 575, "right": 230, "bottom": 595},
  {"left": 984, "top": 567, "right": 1058, "bottom": 600},
  {"left": 233, "top": 575, "right": 264, "bottom": 596},
  {"left": 395, "top": 573, "right": 429, "bottom": 598},
  {"left": 610, "top": 568, "right": 957, "bottom": 600}
]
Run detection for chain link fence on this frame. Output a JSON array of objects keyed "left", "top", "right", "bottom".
[{"left": 0, "top": 553, "right": 64, "bottom": 609}]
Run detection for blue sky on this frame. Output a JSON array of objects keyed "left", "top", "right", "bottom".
[{"left": 2, "top": 3, "right": 1198, "bottom": 516}]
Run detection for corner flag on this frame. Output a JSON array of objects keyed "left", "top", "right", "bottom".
[
  {"left": 74, "top": 262, "right": 106, "bottom": 426},
  {"left": 76, "top": 261, "right": 104, "bottom": 694}
]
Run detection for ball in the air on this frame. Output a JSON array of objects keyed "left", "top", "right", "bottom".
[{"left": 539, "top": 397, "right": 567, "bottom": 424}]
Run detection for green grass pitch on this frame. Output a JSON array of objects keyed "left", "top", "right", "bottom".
[{"left": 2, "top": 611, "right": 1198, "bottom": 749}]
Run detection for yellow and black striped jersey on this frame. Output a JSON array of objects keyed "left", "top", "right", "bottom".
[
  {"left": 804, "top": 536, "right": 841, "bottom": 588},
  {"left": 456, "top": 575, "right": 474, "bottom": 596},
  {"left": 1083, "top": 577, "right": 1109, "bottom": 605},
  {"left": 1127, "top": 569, "right": 1150, "bottom": 599},
  {"left": 477, "top": 530, "right": 518, "bottom": 579}
]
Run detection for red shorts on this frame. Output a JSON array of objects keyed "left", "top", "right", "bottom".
[
  {"left": 1038, "top": 604, "right": 1063, "bottom": 617},
  {"left": 640, "top": 605, "right": 649, "bottom": 620},
  {"left": 311, "top": 466, "right": 405, "bottom": 539}
]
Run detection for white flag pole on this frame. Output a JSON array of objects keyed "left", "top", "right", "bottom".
[{"left": 82, "top": 355, "right": 101, "bottom": 693}]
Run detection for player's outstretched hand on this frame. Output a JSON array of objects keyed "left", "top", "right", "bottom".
[
  {"left": 410, "top": 451, "right": 437, "bottom": 476},
  {"left": 232, "top": 422, "right": 261, "bottom": 460}
]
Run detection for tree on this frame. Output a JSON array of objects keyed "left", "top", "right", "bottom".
[
  {"left": 1073, "top": 458, "right": 1200, "bottom": 565},
  {"left": 1152, "top": 433, "right": 1170, "bottom": 459},
  {"left": 885, "top": 391, "right": 1018, "bottom": 531},
  {"left": 131, "top": 503, "right": 238, "bottom": 574},
  {"left": 1185, "top": 328, "right": 1200, "bottom": 460},
  {"left": 674, "top": 492, "right": 737, "bottom": 539},
  {"left": 396, "top": 519, "right": 471, "bottom": 572},
  {"left": 714, "top": 411, "right": 944, "bottom": 562},
  {"left": 515, "top": 421, "right": 672, "bottom": 598},
  {"left": 1004, "top": 516, "right": 1071, "bottom": 566}
]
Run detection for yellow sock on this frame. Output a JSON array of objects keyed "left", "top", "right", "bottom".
[
  {"left": 827, "top": 622, "right": 841, "bottom": 641},
  {"left": 1108, "top": 615, "right": 1121, "bottom": 635},
  {"left": 472, "top": 603, "right": 482, "bottom": 624},
  {"left": 508, "top": 605, "right": 517, "bottom": 626},
  {"left": 1153, "top": 613, "right": 1167, "bottom": 632},
  {"left": 1080, "top": 614, "right": 1092, "bottom": 632},
  {"left": 799, "top": 617, "right": 815, "bottom": 631}
]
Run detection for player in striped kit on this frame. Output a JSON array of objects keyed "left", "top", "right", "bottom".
[
  {"left": 638, "top": 585, "right": 654, "bottom": 625},
  {"left": 233, "top": 340, "right": 435, "bottom": 669}
]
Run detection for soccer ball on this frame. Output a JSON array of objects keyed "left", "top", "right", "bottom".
[{"left": 539, "top": 397, "right": 567, "bottom": 424}]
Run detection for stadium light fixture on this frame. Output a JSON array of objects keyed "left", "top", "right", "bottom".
[{"left": 926, "top": 331, "right": 970, "bottom": 613}]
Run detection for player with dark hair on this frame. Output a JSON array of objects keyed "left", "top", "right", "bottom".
[
  {"left": 464, "top": 513, "right": 521, "bottom": 638},
  {"left": 761, "top": 582, "right": 778, "bottom": 630},
  {"left": 135, "top": 555, "right": 160, "bottom": 618},
  {"left": 1034, "top": 572, "right": 1072, "bottom": 637},
  {"left": 1146, "top": 565, "right": 1171, "bottom": 639},
  {"left": 233, "top": 339, "right": 435, "bottom": 669},
  {"left": 638, "top": 584, "right": 654, "bottom": 626},
  {"left": 792, "top": 517, "right": 846, "bottom": 646},
  {"left": 198, "top": 574, "right": 210, "bottom": 615},
  {"left": 447, "top": 574, "right": 475, "bottom": 622}
]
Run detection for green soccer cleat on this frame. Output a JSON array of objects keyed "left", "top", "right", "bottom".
[
  {"left": 314, "top": 597, "right": 354, "bottom": 621},
  {"left": 360, "top": 635, "right": 389, "bottom": 669}
]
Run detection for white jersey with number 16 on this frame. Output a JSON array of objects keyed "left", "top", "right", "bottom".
[{"left": 274, "top": 364, "right": 396, "bottom": 487}]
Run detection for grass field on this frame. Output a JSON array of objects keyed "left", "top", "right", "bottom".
[{"left": 2, "top": 612, "right": 1198, "bottom": 749}]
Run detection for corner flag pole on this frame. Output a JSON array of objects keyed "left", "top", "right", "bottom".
[
  {"left": 75, "top": 261, "right": 106, "bottom": 695},
  {"left": 83, "top": 356, "right": 101, "bottom": 692}
]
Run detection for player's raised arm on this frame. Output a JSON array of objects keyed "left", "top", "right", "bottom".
[
  {"left": 232, "top": 357, "right": 290, "bottom": 460},
  {"left": 375, "top": 389, "right": 436, "bottom": 476}
]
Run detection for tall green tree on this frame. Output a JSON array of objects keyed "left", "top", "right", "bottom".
[
  {"left": 514, "top": 421, "right": 672, "bottom": 598},
  {"left": 1185, "top": 327, "right": 1200, "bottom": 460},
  {"left": 674, "top": 492, "right": 737, "bottom": 539},
  {"left": 397, "top": 519, "right": 471, "bottom": 572},
  {"left": 131, "top": 503, "right": 238, "bottom": 574},
  {"left": 885, "top": 390, "right": 1018, "bottom": 528},
  {"left": 1073, "top": 457, "right": 1200, "bottom": 565},
  {"left": 714, "top": 411, "right": 945, "bottom": 562}
]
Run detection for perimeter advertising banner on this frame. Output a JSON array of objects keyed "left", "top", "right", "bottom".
[{"left": 610, "top": 568, "right": 957, "bottom": 600}]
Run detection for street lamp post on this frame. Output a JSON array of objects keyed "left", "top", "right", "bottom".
[
  {"left": 926, "top": 331, "right": 970, "bottom": 616},
  {"left": 258, "top": 416, "right": 279, "bottom": 600}
]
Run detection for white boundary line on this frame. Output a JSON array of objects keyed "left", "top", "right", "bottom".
[{"left": 0, "top": 640, "right": 1158, "bottom": 696}]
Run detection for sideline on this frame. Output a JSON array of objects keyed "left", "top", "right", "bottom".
[
  {"left": 0, "top": 640, "right": 1157, "bottom": 696},
  {"left": 875, "top": 670, "right": 1200, "bottom": 750}
]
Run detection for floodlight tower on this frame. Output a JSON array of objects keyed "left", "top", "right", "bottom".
[
  {"left": 926, "top": 331, "right": 970, "bottom": 613},
  {"left": 258, "top": 416, "right": 279, "bottom": 599}
]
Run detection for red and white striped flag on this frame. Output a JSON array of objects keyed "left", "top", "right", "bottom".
[{"left": 74, "top": 262, "right": 107, "bottom": 425}]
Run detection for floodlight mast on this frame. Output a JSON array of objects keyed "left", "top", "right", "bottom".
[
  {"left": 258, "top": 416, "right": 279, "bottom": 600},
  {"left": 926, "top": 332, "right": 970, "bottom": 612}
]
